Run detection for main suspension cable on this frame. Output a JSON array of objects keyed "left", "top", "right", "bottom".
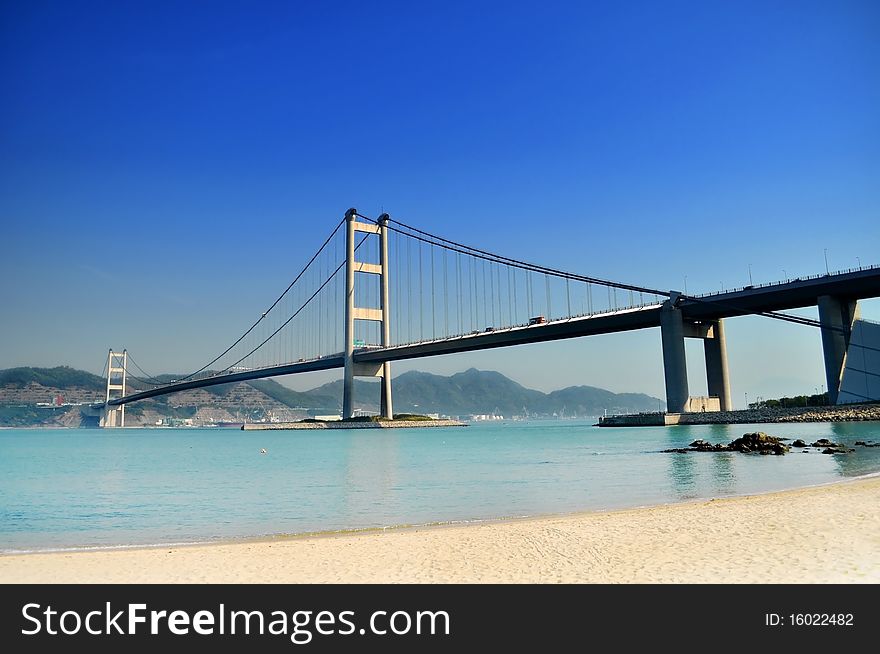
[
  {"left": 175, "top": 217, "right": 345, "bottom": 382},
  {"left": 219, "top": 232, "right": 371, "bottom": 372}
]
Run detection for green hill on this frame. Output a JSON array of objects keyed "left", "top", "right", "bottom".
[{"left": 0, "top": 366, "right": 104, "bottom": 390}]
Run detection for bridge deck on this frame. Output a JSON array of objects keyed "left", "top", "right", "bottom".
[
  {"left": 107, "top": 356, "right": 345, "bottom": 406},
  {"left": 107, "top": 267, "right": 880, "bottom": 406}
]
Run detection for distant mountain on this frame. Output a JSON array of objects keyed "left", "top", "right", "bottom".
[
  {"left": 546, "top": 385, "right": 663, "bottom": 416},
  {"left": 302, "top": 368, "right": 661, "bottom": 416},
  {"left": 0, "top": 365, "right": 662, "bottom": 426},
  {"left": 0, "top": 366, "right": 104, "bottom": 391}
]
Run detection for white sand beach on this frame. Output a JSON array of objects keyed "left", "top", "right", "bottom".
[{"left": 1, "top": 476, "right": 878, "bottom": 584}]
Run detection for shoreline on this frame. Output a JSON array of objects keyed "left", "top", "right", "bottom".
[
  {"left": 2, "top": 475, "right": 878, "bottom": 583},
  {"left": 5, "top": 473, "right": 878, "bottom": 557}
]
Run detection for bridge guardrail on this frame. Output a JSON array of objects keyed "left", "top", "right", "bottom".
[{"left": 692, "top": 264, "right": 878, "bottom": 299}]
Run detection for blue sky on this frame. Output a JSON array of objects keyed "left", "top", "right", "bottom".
[{"left": 2, "top": 1, "right": 878, "bottom": 405}]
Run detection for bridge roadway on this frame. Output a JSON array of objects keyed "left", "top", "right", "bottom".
[
  {"left": 358, "top": 266, "right": 880, "bottom": 362},
  {"left": 107, "top": 267, "right": 880, "bottom": 407}
]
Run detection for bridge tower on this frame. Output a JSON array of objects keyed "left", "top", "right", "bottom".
[
  {"left": 100, "top": 349, "right": 127, "bottom": 427},
  {"left": 342, "top": 209, "right": 394, "bottom": 419}
]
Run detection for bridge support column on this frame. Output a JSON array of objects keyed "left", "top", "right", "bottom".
[
  {"left": 703, "top": 319, "right": 732, "bottom": 411},
  {"left": 342, "top": 209, "right": 356, "bottom": 419},
  {"left": 342, "top": 209, "right": 394, "bottom": 419},
  {"left": 100, "top": 406, "right": 123, "bottom": 428},
  {"left": 818, "top": 295, "right": 859, "bottom": 405},
  {"left": 378, "top": 213, "right": 393, "bottom": 420},
  {"left": 660, "top": 297, "right": 689, "bottom": 413}
]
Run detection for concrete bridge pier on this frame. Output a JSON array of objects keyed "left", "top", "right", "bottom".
[
  {"left": 703, "top": 319, "right": 732, "bottom": 411},
  {"left": 100, "top": 406, "right": 124, "bottom": 428},
  {"left": 660, "top": 296, "right": 689, "bottom": 413},
  {"left": 661, "top": 295, "right": 732, "bottom": 413},
  {"left": 817, "top": 295, "right": 860, "bottom": 405}
]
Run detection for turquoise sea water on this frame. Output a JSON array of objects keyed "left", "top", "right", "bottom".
[{"left": 1, "top": 420, "right": 879, "bottom": 552}]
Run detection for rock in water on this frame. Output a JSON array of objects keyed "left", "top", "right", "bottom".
[
  {"left": 729, "top": 432, "right": 789, "bottom": 455},
  {"left": 811, "top": 438, "right": 841, "bottom": 448},
  {"left": 665, "top": 431, "right": 789, "bottom": 455},
  {"left": 822, "top": 447, "right": 855, "bottom": 454},
  {"left": 792, "top": 439, "right": 807, "bottom": 448},
  {"left": 688, "top": 439, "right": 719, "bottom": 451}
]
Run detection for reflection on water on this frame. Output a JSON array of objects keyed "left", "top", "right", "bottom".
[
  {"left": 1, "top": 420, "right": 879, "bottom": 551},
  {"left": 669, "top": 451, "right": 696, "bottom": 500},
  {"left": 711, "top": 452, "right": 735, "bottom": 496},
  {"left": 667, "top": 437, "right": 736, "bottom": 500},
  {"left": 828, "top": 422, "right": 880, "bottom": 477},
  {"left": 703, "top": 423, "right": 731, "bottom": 442},
  {"left": 343, "top": 431, "right": 400, "bottom": 523}
]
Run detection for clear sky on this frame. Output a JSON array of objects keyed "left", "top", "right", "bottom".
[{"left": 2, "top": 1, "right": 878, "bottom": 406}]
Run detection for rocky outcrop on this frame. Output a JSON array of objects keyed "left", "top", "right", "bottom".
[
  {"left": 729, "top": 432, "right": 790, "bottom": 455},
  {"left": 811, "top": 438, "right": 838, "bottom": 447},
  {"left": 666, "top": 432, "right": 789, "bottom": 455},
  {"left": 808, "top": 439, "right": 855, "bottom": 453},
  {"left": 665, "top": 431, "right": 870, "bottom": 456}
]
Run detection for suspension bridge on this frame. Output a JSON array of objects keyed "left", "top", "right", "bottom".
[{"left": 95, "top": 209, "right": 880, "bottom": 427}]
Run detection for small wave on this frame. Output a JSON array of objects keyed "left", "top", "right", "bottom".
[{"left": 1, "top": 539, "right": 215, "bottom": 556}]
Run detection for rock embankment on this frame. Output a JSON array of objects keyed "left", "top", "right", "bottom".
[{"left": 677, "top": 404, "right": 880, "bottom": 425}]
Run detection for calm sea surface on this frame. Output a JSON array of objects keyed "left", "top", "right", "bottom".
[{"left": 1, "top": 420, "right": 879, "bottom": 552}]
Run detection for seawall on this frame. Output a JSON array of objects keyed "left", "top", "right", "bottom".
[{"left": 599, "top": 403, "right": 880, "bottom": 427}]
